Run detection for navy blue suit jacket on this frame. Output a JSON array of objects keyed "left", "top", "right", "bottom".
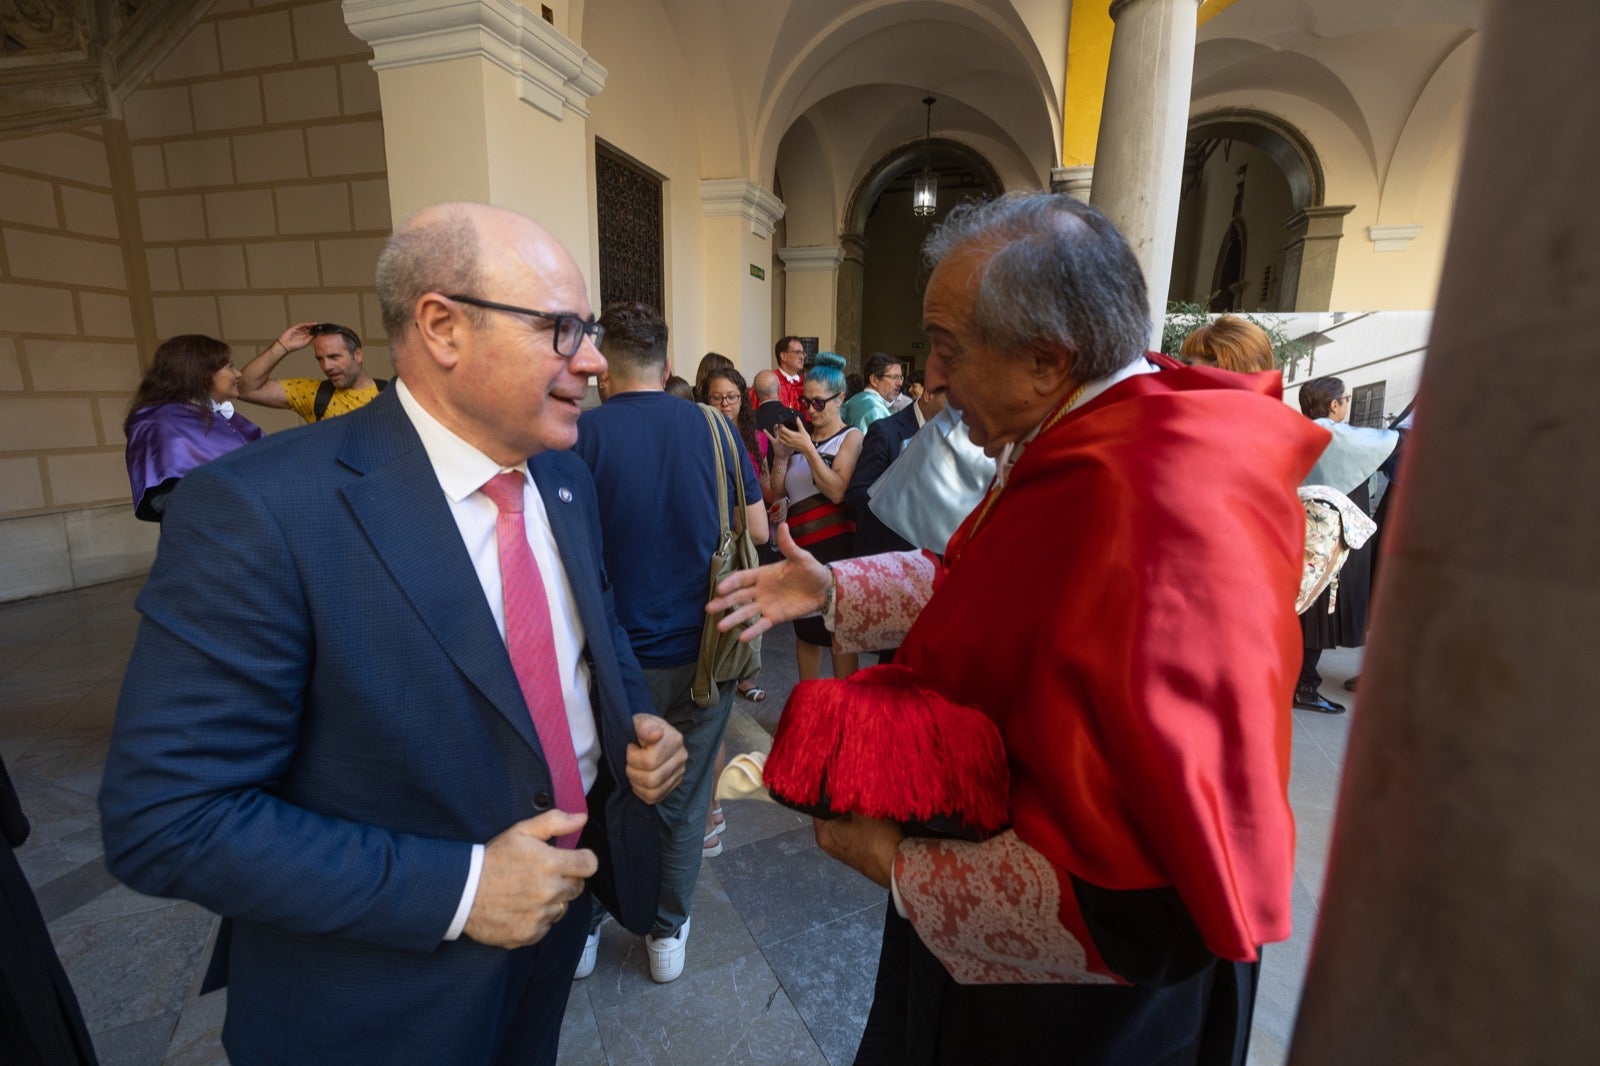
[
  {"left": 99, "top": 389, "right": 660, "bottom": 1063},
  {"left": 844, "top": 402, "right": 921, "bottom": 556}
]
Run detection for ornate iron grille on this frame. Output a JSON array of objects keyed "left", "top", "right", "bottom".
[{"left": 595, "top": 141, "right": 663, "bottom": 313}]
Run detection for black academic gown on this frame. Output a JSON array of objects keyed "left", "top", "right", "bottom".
[{"left": 1, "top": 756, "right": 99, "bottom": 1065}]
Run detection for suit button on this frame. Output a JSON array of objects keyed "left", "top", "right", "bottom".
[{"left": 532, "top": 791, "right": 553, "bottom": 811}]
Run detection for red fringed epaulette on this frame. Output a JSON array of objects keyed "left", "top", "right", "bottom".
[{"left": 764, "top": 663, "right": 1010, "bottom": 839}]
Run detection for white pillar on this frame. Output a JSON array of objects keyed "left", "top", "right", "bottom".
[
  {"left": 1089, "top": 0, "right": 1200, "bottom": 334},
  {"left": 776, "top": 244, "right": 844, "bottom": 372},
  {"left": 345, "top": 0, "right": 606, "bottom": 270},
  {"left": 700, "top": 179, "right": 785, "bottom": 371},
  {"left": 1289, "top": 4, "right": 1600, "bottom": 1063}
]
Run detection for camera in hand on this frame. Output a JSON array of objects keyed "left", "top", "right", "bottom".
[{"left": 755, "top": 400, "right": 803, "bottom": 434}]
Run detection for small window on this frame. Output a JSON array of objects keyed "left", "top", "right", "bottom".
[{"left": 1350, "top": 382, "right": 1386, "bottom": 428}]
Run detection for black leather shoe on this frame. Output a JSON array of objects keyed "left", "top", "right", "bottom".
[
  {"left": 1343, "top": 676, "right": 1359, "bottom": 692},
  {"left": 1293, "top": 687, "right": 1346, "bottom": 714}
]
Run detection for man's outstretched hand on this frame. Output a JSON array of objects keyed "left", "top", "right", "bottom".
[{"left": 705, "top": 522, "right": 832, "bottom": 640}]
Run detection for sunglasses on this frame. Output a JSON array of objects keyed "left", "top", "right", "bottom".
[
  {"left": 447, "top": 295, "right": 604, "bottom": 359},
  {"left": 309, "top": 323, "right": 362, "bottom": 349},
  {"left": 800, "top": 393, "right": 840, "bottom": 412}
]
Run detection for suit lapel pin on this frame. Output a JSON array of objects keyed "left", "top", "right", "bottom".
[{"left": 557, "top": 487, "right": 573, "bottom": 503}]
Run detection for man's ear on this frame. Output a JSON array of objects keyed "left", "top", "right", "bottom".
[
  {"left": 1030, "top": 341, "right": 1077, "bottom": 396},
  {"left": 413, "top": 295, "right": 464, "bottom": 369}
]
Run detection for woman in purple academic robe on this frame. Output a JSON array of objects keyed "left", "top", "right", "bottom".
[{"left": 124, "top": 334, "right": 264, "bottom": 522}]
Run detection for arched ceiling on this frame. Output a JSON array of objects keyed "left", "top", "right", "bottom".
[{"left": 1194, "top": 0, "right": 1484, "bottom": 189}]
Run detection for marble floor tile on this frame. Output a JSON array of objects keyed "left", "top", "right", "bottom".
[
  {"left": 90, "top": 1012, "right": 179, "bottom": 1066},
  {"left": 714, "top": 825, "right": 889, "bottom": 948},
  {"left": 162, "top": 990, "right": 229, "bottom": 1066},
  {"left": 583, "top": 865, "right": 763, "bottom": 1009},
  {"left": 557, "top": 990, "right": 608, "bottom": 1066},
  {"left": 591, "top": 950, "right": 828, "bottom": 1066},
  {"left": 35, "top": 855, "right": 121, "bottom": 923},
  {"left": 55, "top": 900, "right": 216, "bottom": 1036},
  {"left": 713, "top": 796, "right": 811, "bottom": 853},
  {"left": 762, "top": 900, "right": 885, "bottom": 1066}
]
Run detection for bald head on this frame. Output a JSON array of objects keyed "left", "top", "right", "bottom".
[
  {"left": 752, "top": 369, "right": 781, "bottom": 402},
  {"left": 372, "top": 201, "right": 604, "bottom": 464}
]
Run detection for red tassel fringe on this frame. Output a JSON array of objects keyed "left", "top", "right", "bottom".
[{"left": 764, "top": 663, "right": 1010, "bottom": 833}]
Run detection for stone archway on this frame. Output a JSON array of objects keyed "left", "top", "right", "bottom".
[
  {"left": 834, "top": 138, "right": 1003, "bottom": 364},
  {"left": 1177, "top": 108, "right": 1352, "bottom": 312}
]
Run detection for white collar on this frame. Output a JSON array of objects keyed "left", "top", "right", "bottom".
[
  {"left": 209, "top": 398, "right": 235, "bottom": 420},
  {"left": 780, "top": 369, "right": 801, "bottom": 383},
  {"left": 394, "top": 379, "right": 528, "bottom": 502},
  {"left": 913, "top": 401, "right": 928, "bottom": 429}
]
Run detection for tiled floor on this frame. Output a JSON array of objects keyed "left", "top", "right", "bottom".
[{"left": 1, "top": 576, "right": 1361, "bottom": 1065}]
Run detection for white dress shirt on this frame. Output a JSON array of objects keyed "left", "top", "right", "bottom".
[{"left": 395, "top": 381, "right": 601, "bottom": 941}]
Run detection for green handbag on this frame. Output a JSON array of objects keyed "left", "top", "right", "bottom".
[{"left": 691, "top": 404, "right": 763, "bottom": 707}]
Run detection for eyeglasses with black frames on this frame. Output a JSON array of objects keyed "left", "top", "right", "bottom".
[
  {"left": 446, "top": 295, "right": 604, "bottom": 358},
  {"left": 800, "top": 393, "right": 840, "bottom": 412}
]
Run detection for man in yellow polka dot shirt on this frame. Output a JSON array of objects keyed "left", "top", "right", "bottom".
[{"left": 238, "top": 321, "right": 387, "bottom": 423}]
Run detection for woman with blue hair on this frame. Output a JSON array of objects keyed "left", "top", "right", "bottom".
[{"left": 768, "top": 351, "right": 864, "bottom": 681}]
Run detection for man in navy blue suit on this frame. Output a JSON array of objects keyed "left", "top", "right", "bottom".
[
  {"left": 100, "top": 203, "right": 687, "bottom": 1065},
  {"left": 844, "top": 383, "right": 946, "bottom": 556}
]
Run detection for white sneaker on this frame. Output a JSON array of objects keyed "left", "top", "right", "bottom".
[
  {"left": 574, "top": 928, "right": 601, "bottom": 980},
  {"left": 645, "top": 916, "right": 690, "bottom": 983}
]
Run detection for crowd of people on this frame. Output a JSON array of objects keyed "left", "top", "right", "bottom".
[{"left": 45, "top": 191, "right": 1399, "bottom": 1066}]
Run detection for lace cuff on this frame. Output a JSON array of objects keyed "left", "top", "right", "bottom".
[
  {"left": 829, "top": 551, "right": 938, "bottom": 653},
  {"left": 895, "top": 832, "right": 1119, "bottom": 986}
]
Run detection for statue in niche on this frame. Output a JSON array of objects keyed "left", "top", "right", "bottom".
[{"left": 0, "top": 0, "right": 83, "bottom": 53}]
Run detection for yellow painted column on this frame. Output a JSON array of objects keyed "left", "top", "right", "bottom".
[{"left": 1057, "top": 0, "right": 1239, "bottom": 198}]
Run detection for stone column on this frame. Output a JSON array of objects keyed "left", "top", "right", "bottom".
[
  {"left": 344, "top": 0, "right": 605, "bottom": 269},
  {"left": 1089, "top": 0, "right": 1201, "bottom": 334},
  {"left": 832, "top": 234, "right": 869, "bottom": 364},
  {"left": 1289, "top": 4, "right": 1600, "bottom": 1064},
  {"left": 1050, "top": 165, "right": 1094, "bottom": 201},
  {"left": 777, "top": 244, "right": 844, "bottom": 371},
  {"left": 700, "top": 179, "right": 785, "bottom": 372},
  {"left": 1280, "top": 204, "right": 1355, "bottom": 312}
]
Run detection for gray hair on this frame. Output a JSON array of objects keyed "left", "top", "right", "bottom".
[
  {"left": 375, "top": 206, "right": 486, "bottom": 346},
  {"left": 922, "top": 192, "right": 1150, "bottom": 382}
]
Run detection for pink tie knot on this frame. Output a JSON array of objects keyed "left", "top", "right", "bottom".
[{"left": 482, "top": 471, "right": 526, "bottom": 514}]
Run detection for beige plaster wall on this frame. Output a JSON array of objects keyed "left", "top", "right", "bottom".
[
  {"left": 1193, "top": 88, "right": 1455, "bottom": 311},
  {"left": 584, "top": 0, "right": 713, "bottom": 370}
]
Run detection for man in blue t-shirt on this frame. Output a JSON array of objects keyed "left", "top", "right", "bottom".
[{"left": 573, "top": 302, "right": 767, "bottom": 984}]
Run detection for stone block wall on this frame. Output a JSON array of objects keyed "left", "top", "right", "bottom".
[
  {"left": 0, "top": 0, "right": 391, "bottom": 601},
  {"left": 127, "top": 0, "right": 392, "bottom": 436}
]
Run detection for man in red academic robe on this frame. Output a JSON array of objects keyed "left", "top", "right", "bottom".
[{"left": 710, "top": 192, "right": 1329, "bottom": 1064}]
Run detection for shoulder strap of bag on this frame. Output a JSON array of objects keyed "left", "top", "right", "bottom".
[
  {"left": 313, "top": 379, "right": 335, "bottom": 420},
  {"left": 699, "top": 404, "right": 748, "bottom": 534}
]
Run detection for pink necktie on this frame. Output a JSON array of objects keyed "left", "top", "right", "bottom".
[{"left": 480, "top": 472, "right": 586, "bottom": 848}]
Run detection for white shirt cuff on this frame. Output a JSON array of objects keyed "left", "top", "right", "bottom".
[
  {"left": 889, "top": 856, "right": 908, "bottom": 919},
  {"left": 443, "top": 843, "right": 485, "bottom": 942}
]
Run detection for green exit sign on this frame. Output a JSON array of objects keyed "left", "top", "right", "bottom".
[
  {"left": 749, "top": 264, "right": 766, "bottom": 281},
  {"left": 911, "top": 341, "right": 926, "bottom": 350}
]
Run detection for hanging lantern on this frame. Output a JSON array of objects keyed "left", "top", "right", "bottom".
[
  {"left": 913, "top": 95, "right": 937, "bottom": 217},
  {"left": 913, "top": 169, "right": 938, "bottom": 216}
]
